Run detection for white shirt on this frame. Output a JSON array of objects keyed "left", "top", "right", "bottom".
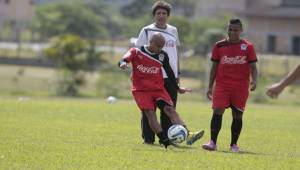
[{"left": 135, "top": 23, "right": 180, "bottom": 78}]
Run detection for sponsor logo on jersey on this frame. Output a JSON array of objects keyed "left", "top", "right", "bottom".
[
  {"left": 137, "top": 65, "right": 160, "bottom": 74},
  {"left": 158, "top": 54, "right": 165, "bottom": 61},
  {"left": 241, "top": 44, "right": 248, "bottom": 51},
  {"left": 221, "top": 56, "right": 247, "bottom": 64}
]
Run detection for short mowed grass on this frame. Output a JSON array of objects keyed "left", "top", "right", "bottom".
[{"left": 0, "top": 98, "right": 299, "bottom": 170}]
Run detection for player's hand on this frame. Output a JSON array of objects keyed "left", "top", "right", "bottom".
[
  {"left": 266, "top": 83, "right": 284, "bottom": 99},
  {"left": 250, "top": 81, "right": 256, "bottom": 91},
  {"left": 178, "top": 87, "right": 192, "bottom": 94},
  {"left": 119, "top": 61, "right": 127, "bottom": 70},
  {"left": 206, "top": 88, "right": 213, "bottom": 100}
]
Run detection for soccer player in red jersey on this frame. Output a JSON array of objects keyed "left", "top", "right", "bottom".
[
  {"left": 135, "top": 1, "right": 181, "bottom": 145},
  {"left": 119, "top": 33, "right": 204, "bottom": 148},
  {"left": 202, "top": 19, "right": 258, "bottom": 152}
]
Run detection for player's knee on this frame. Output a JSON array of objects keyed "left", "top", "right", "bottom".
[
  {"left": 143, "top": 109, "right": 154, "bottom": 117},
  {"left": 164, "top": 105, "right": 175, "bottom": 114},
  {"left": 213, "top": 108, "right": 225, "bottom": 115},
  {"left": 231, "top": 106, "right": 243, "bottom": 119}
]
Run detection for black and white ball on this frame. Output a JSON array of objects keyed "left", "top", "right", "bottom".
[{"left": 167, "top": 124, "right": 188, "bottom": 143}]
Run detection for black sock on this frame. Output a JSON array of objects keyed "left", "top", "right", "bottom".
[
  {"left": 230, "top": 118, "right": 243, "bottom": 146},
  {"left": 210, "top": 114, "right": 223, "bottom": 144},
  {"left": 157, "top": 131, "right": 167, "bottom": 141}
]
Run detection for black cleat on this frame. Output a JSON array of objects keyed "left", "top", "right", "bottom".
[{"left": 186, "top": 130, "right": 205, "bottom": 145}]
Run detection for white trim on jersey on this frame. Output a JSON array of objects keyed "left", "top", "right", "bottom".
[{"left": 136, "top": 47, "right": 163, "bottom": 65}]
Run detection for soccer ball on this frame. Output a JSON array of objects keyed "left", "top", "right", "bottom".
[
  {"left": 106, "top": 96, "right": 117, "bottom": 104},
  {"left": 167, "top": 124, "right": 188, "bottom": 144}
]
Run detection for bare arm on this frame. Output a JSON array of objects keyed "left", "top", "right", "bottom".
[
  {"left": 207, "top": 62, "right": 218, "bottom": 100},
  {"left": 250, "top": 62, "right": 258, "bottom": 91},
  {"left": 266, "top": 64, "right": 300, "bottom": 98}
]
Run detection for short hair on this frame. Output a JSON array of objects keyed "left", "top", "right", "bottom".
[
  {"left": 152, "top": 1, "right": 171, "bottom": 16},
  {"left": 229, "top": 18, "right": 243, "bottom": 29}
]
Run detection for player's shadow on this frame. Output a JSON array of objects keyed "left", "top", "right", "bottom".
[
  {"left": 134, "top": 143, "right": 198, "bottom": 152},
  {"left": 217, "top": 150, "right": 265, "bottom": 155}
]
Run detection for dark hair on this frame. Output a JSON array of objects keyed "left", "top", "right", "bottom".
[
  {"left": 229, "top": 18, "right": 243, "bottom": 29},
  {"left": 152, "top": 1, "right": 171, "bottom": 16}
]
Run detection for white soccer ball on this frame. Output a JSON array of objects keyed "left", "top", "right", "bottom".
[
  {"left": 167, "top": 124, "right": 188, "bottom": 144},
  {"left": 106, "top": 96, "right": 117, "bottom": 104}
]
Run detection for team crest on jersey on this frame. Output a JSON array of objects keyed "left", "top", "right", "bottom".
[
  {"left": 158, "top": 54, "right": 165, "bottom": 61},
  {"left": 241, "top": 44, "right": 248, "bottom": 51}
]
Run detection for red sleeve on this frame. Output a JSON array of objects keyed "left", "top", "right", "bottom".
[
  {"left": 247, "top": 44, "right": 257, "bottom": 63},
  {"left": 211, "top": 44, "right": 220, "bottom": 62},
  {"left": 122, "top": 48, "right": 137, "bottom": 63}
]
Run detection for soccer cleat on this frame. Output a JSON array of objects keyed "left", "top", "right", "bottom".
[
  {"left": 202, "top": 140, "right": 217, "bottom": 151},
  {"left": 159, "top": 138, "right": 172, "bottom": 148},
  {"left": 186, "top": 130, "right": 205, "bottom": 145},
  {"left": 230, "top": 144, "right": 240, "bottom": 152}
]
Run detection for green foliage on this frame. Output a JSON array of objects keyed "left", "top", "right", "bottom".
[
  {"left": 120, "top": 0, "right": 153, "bottom": 18},
  {"left": 170, "top": 0, "right": 198, "bottom": 17},
  {"left": 97, "top": 68, "right": 131, "bottom": 98},
  {"left": 54, "top": 70, "right": 85, "bottom": 96},
  {"left": 32, "top": 2, "right": 106, "bottom": 40},
  {"left": 45, "top": 34, "right": 101, "bottom": 96},
  {"left": 45, "top": 34, "right": 90, "bottom": 71},
  {"left": 169, "top": 16, "right": 191, "bottom": 45},
  {"left": 196, "top": 28, "right": 225, "bottom": 54},
  {"left": 186, "top": 18, "right": 227, "bottom": 54},
  {"left": 121, "top": 15, "right": 152, "bottom": 38}
]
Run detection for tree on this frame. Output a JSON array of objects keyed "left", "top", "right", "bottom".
[
  {"left": 45, "top": 34, "right": 100, "bottom": 96},
  {"left": 169, "top": 16, "right": 191, "bottom": 46},
  {"left": 32, "top": 2, "right": 106, "bottom": 40},
  {"left": 120, "top": 0, "right": 152, "bottom": 18}
]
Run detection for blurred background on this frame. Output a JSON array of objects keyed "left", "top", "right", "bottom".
[{"left": 0, "top": 0, "right": 299, "bottom": 104}]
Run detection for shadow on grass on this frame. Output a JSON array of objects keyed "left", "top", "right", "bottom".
[
  {"left": 133, "top": 143, "right": 198, "bottom": 152},
  {"left": 134, "top": 143, "right": 267, "bottom": 155},
  {"left": 216, "top": 150, "right": 266, "bottom": 155}
]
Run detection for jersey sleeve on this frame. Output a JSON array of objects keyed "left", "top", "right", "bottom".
[
  {"left": 135, "top": 28, "right": 148, "bottom": 47},
  {"left": 122, "top": 48, "right": 137, "bottom": 63},
  {"left": 211, "top": 44, "right": 220, "bottom": 62},
  {"left": 247, "top": 44, "right": 258, "bottom": 63},
  {"left": 174, "top": 28, "right": 181, "bottom": 46}
]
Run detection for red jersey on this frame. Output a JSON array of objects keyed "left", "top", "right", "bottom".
[
  {"left": 122, "top": 46, "right": 177, "bottom": 91},
  {"left": 211, "top": 39, "right": 257, "bottom": 86}
]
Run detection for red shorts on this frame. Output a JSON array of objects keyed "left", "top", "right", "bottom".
[
  {"left": 132, "top": 89, "right": 173, "bottom": 110},
  {"left": 212, "top": 84, "right": 249, "bottom": 111}
]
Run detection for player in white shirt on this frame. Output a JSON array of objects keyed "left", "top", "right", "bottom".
[{"left": 135, "top": 23, "right": 180, "bottom": 79}]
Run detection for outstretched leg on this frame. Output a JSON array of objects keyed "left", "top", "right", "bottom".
[
  {"left": 157, "top": 100, "right": 185, "bottom": 126},
  {"left": 158, "top": 100, "right": 204, "bottom": 145}
]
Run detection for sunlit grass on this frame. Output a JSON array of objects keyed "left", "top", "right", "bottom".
[{"left": 0, "top": 98, "right": 299, "bottom": 169}]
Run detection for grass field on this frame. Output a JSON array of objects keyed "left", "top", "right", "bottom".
[{"left": 0, "top": 98, "right": 299, "bottom": 169}]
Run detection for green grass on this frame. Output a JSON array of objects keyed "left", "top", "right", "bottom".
[{"left": 0, "top": 98, "right": 299, "bottom": 169}]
